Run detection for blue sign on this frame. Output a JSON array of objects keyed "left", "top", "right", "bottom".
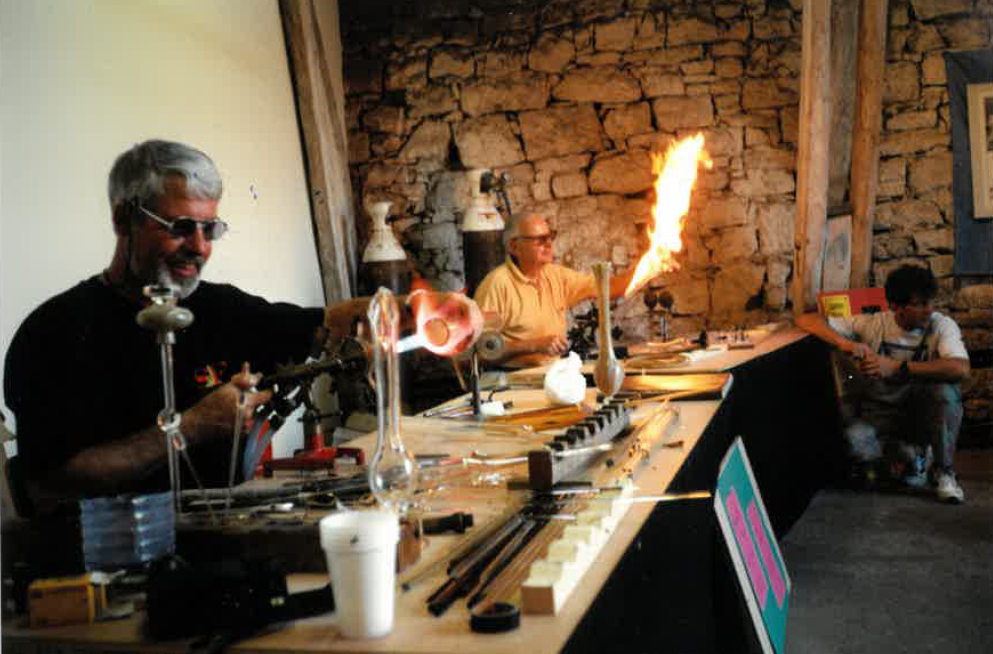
[{"left": 714, "top": 437, "right": 791, "bottom": 654}]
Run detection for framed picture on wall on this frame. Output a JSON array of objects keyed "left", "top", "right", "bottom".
[{"left": 967, "top": 82, "right": 993, "bottom": 219}]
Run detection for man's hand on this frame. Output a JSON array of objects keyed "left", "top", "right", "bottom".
[
  {"left": 857, "top": 352, "right": 902, "bottom": 380},
  {"left": 841, "top": 340, "right": 873, "bottom": 361},
  {"left": 182, "top": 364, "right": 272, "bottom": 445},
  {"left": 533, "top": 335, "right": 569, "bottom": 356}
]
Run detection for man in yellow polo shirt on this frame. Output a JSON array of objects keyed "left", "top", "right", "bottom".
[{"left": 474, "top": 213, "right": 634, "bottom": 369}]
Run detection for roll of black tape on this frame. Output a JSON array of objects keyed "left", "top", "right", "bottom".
[{"left": 469, "top": 602, "right": 521, "bottom": 633}]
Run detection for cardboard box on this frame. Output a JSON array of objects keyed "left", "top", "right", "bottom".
[{"left": 28, "top": 574, "right": 106, "bottom": 628}]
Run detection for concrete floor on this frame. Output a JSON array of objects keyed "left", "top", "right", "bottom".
[{"left": 782, "top": 449, "right": 993, "bottom": 654}]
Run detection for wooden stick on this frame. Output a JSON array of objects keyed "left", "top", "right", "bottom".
[
  {"left": 623, "top": 389, "right": 698, "bottom": 408},
  {"left": 399, "top": 503, "right": 523, "bottom": 592},
  {"left": 488, "top": 404, "right": 591, "bottom": 431},
  {"left": 474, "top": 498, "right": 584, "bottom": 609}
]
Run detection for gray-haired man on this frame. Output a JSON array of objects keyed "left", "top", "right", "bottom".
[{"left": 4, "top": 140, "right": 368, "bottom": 511}]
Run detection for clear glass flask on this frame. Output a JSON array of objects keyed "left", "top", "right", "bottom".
[{"left": 367, "top": 288, "right": 419, "bottom": 513}]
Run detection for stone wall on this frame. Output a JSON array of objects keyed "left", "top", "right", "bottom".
[
  {"left": 878, "top": 0, "right": 993, "bottom": 427},
  {"left": 951, "top": 285, "right": 992, "bottom": 429},
  {"left": 339, "top": 0, "right": 991, "bottom": 423},
  {"left": 341, "top": 0, "right": 811, "bottom": 340}
]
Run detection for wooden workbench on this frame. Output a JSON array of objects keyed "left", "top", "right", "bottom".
[
  {"left": 505, "top": 323, "right": 808, "bottom": 382},
  {"left": 2, "top": 327, "right": 840, "bottom": 654}
]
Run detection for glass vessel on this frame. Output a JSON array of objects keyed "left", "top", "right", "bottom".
[
  {"left": 592, "top": 262, "right": 624, "bottom": 398},
  {"left": 367, "top": 287, "right": 419, "bottom": 513}
]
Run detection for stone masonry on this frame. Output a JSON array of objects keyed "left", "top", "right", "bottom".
[
  {"left": 878, "top": 0, "right": 993, "bottom": 427},
  {"left": 339, "top": 0, "right": 992, "bottom": 425}
]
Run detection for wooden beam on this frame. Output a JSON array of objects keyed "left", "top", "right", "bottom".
[
  {"left": 792, "top": 0, "right": 833, "bottom": 315},
  {"left": 828, "top": 0, "right": 860, "bottom": 213},
  {"left": 280, "top": 0, "right": 358, "bottom": 304},
  {"left": 822, "top": 214, "right": 853, "bottom": 293},
  {"left": 849, "top": 0, "right": 889, "bottom": 288}
]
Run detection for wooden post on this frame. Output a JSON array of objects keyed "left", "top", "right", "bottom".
[
  {"left": 827, "top": 0, "right": 859, "bottom": 213},
  {"left": 792, "top": 0, "right": 833, "bottom": 316},
  {"left": 849, "top": 0, "right": 888, "bottom": 288},
  {"left": 280, "top": 0, "right": 357, "bottom": 304}
]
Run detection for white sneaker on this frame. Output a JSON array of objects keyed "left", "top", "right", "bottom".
[{"left": 935, "top": 471, "right": 965, "bottom": 504}]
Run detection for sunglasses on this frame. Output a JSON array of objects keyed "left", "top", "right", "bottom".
[
  {"left": 139, "top": 204, "right": 228, "bottom": 241},
  {"left": 513, "top": 230, "right": 557, "bottom": 246}
]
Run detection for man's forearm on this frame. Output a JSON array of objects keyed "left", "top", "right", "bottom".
[
  {"left": 609, "top": 268, "right": 637, "bottom": 299},
  {"left": 48, "top": 424, "right": 171, "bottom": 496},
  {"left": 795, "top": 312, "right": 854, "bottom": 351},
  {"left": 485, "top": 337, "right": 541, "bottom": 365},
  {"left": 484, "top": 334, "right": 570, "bottom": 367},
  {"left": 906, "top": 357, "right": 971, "bottom": 383},
  {"left": 324, "top": 299, "right": 371, "bottom": 343},
  {"left": 323, "top": 295, "right": 417, "bottom": 344}
]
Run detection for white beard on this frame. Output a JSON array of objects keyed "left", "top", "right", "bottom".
[{"left": 156, "top": 261, "right": 202, "bottom": 299}]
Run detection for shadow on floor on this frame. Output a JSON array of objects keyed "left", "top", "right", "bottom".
[{"left": 782, "top": 449, "right": 993, "bottom": 654}]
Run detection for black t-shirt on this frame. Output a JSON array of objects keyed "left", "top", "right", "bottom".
[{"left": 4, "top": 275, "right": 324, "bottom": 493}]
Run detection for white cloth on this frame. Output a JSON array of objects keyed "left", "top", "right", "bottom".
[
  {"left": 479, "top": 401, "right": 506, "bottom": 417},
  {"left": 543, "top": 352, "right": 587, "bottom": 405}
]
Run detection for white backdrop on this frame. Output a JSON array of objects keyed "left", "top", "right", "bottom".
[{"left": 1, "top": 0, "right": 326, "bottom": 458}]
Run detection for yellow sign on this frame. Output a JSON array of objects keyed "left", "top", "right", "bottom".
[{"left": 819, "top": 295, "right": 852, "bottom": 318}]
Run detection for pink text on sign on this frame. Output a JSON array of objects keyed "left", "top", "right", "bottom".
[
  {"left": 725, "top": 486, "right": 768, "bottom": 609},
  {"left": 748, "top": 500, "right": 786, "bottom": 608}
]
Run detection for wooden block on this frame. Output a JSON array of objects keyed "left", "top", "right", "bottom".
[
  {"left": 527, "top": 403, "right": 631, "bottom": 490},
  {"left": 521, "top": 483, "right": 634, "bottom": 615}
]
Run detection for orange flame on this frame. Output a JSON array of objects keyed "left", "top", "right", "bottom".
[
  {"left": 625, "top": 133, "right": 711, "bottom": 297},
  {"left": 407, "top": 291, "right": 484, "bottom": 357}
]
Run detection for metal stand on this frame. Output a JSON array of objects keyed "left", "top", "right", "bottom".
[
  {"left": 657, "top": 290, "right": 674, "bottom": 342},
  {"left": 468, "top": 330, "right": 504, "bottom": 417},
  {"left": 470, "top": 349, "right": 482, "bottom": 416},
  {"left": 257, "top": 380, "right": 366, "bottom": 476},
  {"left": 137, "top": 285, "right": 193, "bottom": 515}
]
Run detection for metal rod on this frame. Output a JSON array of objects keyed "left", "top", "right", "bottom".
[
  {"left": 471, "top": 349, "right": 482, "bottom": 416},
  {"left": 400, "top": 504, "right": 522, "bottom": 593},
  {"left": 226, "top": 391, "right": 247, "bottom": 511},
  {"left": 159, "top": 345, "right": 181, "bottom": 514},
  {"left": 426, "top": 514, "right": 527, "bottom": 615},
  {"left": 552, "top": 443, "right": 613, "bottom": 457},
  {"left": 611, "top": 491, "right": 712, "bottom": 504},
  {"left": 467, "top": 519, "right": 537, "bottom": 608},
  {"left": 623, "top": 389, "right": 699, "bottom": 408},
  {"left": 475, "top": 499, "right": 581, "bottom": 608}
]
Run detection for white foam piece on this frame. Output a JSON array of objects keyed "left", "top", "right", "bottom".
[{"left": 521, "top": 482, "right": 635, "bottom": 615}]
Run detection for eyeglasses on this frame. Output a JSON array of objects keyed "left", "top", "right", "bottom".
[
  {"left": 139, "top": 205, "right": 228, "bottom": 241},
  {"left": 513, "top": 230, "right": 557, "bottom": 246}
]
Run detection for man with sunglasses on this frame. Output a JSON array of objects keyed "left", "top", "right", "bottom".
[
  {"left": 4, "top": 140, "right": 369, "bottom": 512},
  {"left": 474, "top": 213, "right": 634, "bottom": 369},
  {"left": 796, "top": 265, "right": 971, "bottom": 503}
]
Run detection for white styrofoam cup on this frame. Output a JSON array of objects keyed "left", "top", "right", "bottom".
[{"left": 319, "top": 510, "right": 400, "bottom": 639}]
